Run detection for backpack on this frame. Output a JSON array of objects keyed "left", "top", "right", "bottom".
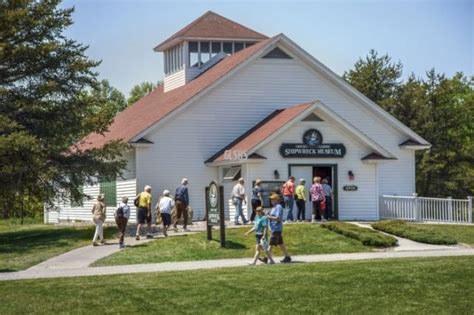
[
  {"left": 134, "top": 193, "right": 141, "bottom": 207},
  {"left": 116, "top": 205, "right": 124, "bottom": 218}
]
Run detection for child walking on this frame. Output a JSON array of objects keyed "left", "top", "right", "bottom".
[{"left": 245, "top": 207, "right": 274, "bottom": 265}]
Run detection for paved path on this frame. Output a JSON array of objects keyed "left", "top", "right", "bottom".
[
  {"left": 350, "top": 222, "right": 464, "bottom": 251},
  {"left": 2, "top": 248, "right": 474, "bottom": 281},
  {"left": 1, "top": 222, "right": 472, "bottom": 281}
]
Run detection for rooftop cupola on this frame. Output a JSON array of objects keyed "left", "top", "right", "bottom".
[{"left": 154, "top": 11, "right": 268, "bottom": 92}]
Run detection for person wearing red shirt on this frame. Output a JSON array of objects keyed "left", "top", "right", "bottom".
[{"left": 282, "top": 176, "right": 296, "bottom": 222}]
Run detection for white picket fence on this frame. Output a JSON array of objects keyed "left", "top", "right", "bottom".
[{"left": 380, "top": 194, "right": 473, "bottom": 224}]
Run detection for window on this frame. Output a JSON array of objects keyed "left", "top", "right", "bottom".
[
  {"left": 200, "top": 41, "right": 210, "bottom": 64},
  {"left": 211, "top": 42, "right": 221, "bottom": 57},
  {"left": 223, "top": 42, "right": 233, "bottom": 54},
  {"left": 223, "top": 167, "right": 241, "bottom": 181},
  {"left": 234, "top": 42, "right": 244, "bottom": 52},
  {"left": 99, "top": 177, "right": 116, "bottom": 207},
  {"left": 189, "top": 41, "right": 199, "bottom": 67}
]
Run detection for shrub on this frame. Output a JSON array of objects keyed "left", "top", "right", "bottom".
[
  {"left": 321, "top": 221, "right": 398, "bottom": 247},
  {"left": 371, "top": 220, "right": 458, "bottom": 245}
]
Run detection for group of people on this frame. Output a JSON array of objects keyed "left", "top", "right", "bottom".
[
  {"left": 232, "top": 175, "right": 334, "bottom": 225},
  {"left": 91, "top": 178, "right": 191, "bottom": 248}
]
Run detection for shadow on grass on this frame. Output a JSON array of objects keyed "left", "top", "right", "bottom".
[
  {"left": 0, "top": 268, "right": 17, "bottom": 273},
  {"left": 0, "top": 226, "right": 118, "bottom": 254},
  {"left": 209, "top": 239, "right": 246, "bottom": 249}
]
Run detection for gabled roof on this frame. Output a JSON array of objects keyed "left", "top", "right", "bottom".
[
  {"left": 75, "top": 38, "right": 272, "bottom": 152},
  {"left": 206, "top": 100, "right": 397, "bottom": 165},
  {"left": 205, "top": 102, "right": 313, "bottom": 163},
  {"left": 154, "top": 11, "right": 268, "bottom": 51}
]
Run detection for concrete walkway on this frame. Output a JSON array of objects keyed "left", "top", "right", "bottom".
[
  {"left": 2, "top": 248, "right": 474, "bottom": 281},
  {"left": 350, "top": 222, "right": 465, "bottom": 251},
  {"left": 1, "top": 222, "right": 472, "bottom": 281}
]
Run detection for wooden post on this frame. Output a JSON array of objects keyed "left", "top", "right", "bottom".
[
  {"left": 219, "top": 186, "right": 226, "bottom": 248},
  {"left": 468, "top": 196, "right": 473, "bottom": 224},
  {"left": 413, "top": 193, "right": 419, "bottom": 222},
  {"left": 205, "top": 187, "right": 212, "bottom": 241},
  {"left": 447, "top": 197, "right": 453, "bottom": 222}
]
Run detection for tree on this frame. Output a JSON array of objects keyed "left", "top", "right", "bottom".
[
  {"left": 93, "top": 80, "right": 127, "bottom": 114},
  {"left": 0, "top": 0, "right": 127, "bottom": 219},
  {"left": 127, "top": 81, "right": 160, "bottom": 105},
  {"left": 343, "top": 49, "right": 403, "bottom": 109},
  {"left": 415, "top": 71, "right": 474, "bottom": 198},
  {"left": 345, "top": 50, "right": 474, "bottom": 198}
]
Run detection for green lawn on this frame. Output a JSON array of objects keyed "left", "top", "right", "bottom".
[
  {"left": 2, "top": 256, "right": 473, "bottom": 314},
  {"left": 372, "top": 220, "right": 474, "bottom": 245},
  {"left": 94, "top": 224, "right": 372, "bottom": 266},
  {"left": 0, "top": 222, "right": 117, "bottom": 272}
]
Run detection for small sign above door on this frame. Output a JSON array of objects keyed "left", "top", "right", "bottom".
[{"left": 279, "top": 129, "right": 346, "bottom": 158}]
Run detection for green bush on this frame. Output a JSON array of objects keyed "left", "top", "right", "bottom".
[
  {"left": 321, "top": 221, "right": 398, "bottom": 247},
  {"left": 371, "top": 220, "right": 458, "bottom": 245}
]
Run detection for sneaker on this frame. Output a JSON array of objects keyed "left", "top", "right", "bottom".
[
  {"left": 262, "top": 257, "right": 268, "bottom": 264},
  {"left": 163, "top": 230, "right": 168, "bottom": 237},
  {"left": 92, "top": 242, "right": 99, "bottom": 247},
  {"left": 119, "top": 243, "right": 125, "bottom": 249},
  {"left": 135, "top": 235, "right": 140, "bottom": 241},
  {"left": 280, "top": 256, "right": 292, "bottom": 263},
  {"left": 268, "top": 260, "right": 275, "bottom": 265},
  {"left": 100, "top": 240, "right": 106, "bottom": 245}
]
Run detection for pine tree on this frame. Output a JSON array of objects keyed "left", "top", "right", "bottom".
[{"left": 0, "top": 0, "right": 127, "bottom": 218}]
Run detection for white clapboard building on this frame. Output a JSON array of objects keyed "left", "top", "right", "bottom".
[{"left": 45, "top": 11, "right": 430, "bottom": 223}]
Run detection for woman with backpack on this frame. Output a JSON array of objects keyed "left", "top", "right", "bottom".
[
  {"left": 310, "top": 176, "right": 326, "bottom": 223},
  {"left": 115, "top": 196, "right": 130, "bottom": 249}
]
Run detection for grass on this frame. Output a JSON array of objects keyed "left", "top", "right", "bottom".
[
  {"left": 372, "top": 220, "right": 458, "bottom": 245},
  {"left": 94, "top": 224, "right": 372, "bottom": 266},
  {"left": 0, "top": 221, "right": 117, "bottom": 272},
  {"left": 1, "top": 256, "right": 473, "bottom": 314},
  {"left": 321, "top": 221, "right": 398, "bottom": 247}
]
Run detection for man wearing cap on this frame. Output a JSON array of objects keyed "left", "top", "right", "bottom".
[
  {"left": 174, "top": 178, "right": 190, "bottom": 232},
  {"left": 136, "top": 185, "right": 153, "bottom": 240},
  {"left": 157, "top": 190, "right": 174, "bottom": 237},
  {"left": 267, "top": 193, "right": 291, "bottom": 263},
  {"left": 295, "top": 179, "right": 307, "bottom": 222}
]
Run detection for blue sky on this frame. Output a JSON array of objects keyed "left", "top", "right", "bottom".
[{"left": 62, "top": 0, "right": 473, "bottom": 95}]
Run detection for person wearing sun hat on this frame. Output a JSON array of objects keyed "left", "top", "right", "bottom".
[
  {"left": 91, "top": 194, "right": 106, "bottom": 246},
  {"left": 267, "top": 193, "right": 291, "bottom": 263}
]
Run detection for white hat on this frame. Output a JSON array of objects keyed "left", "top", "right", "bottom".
[
  {"left": 163, "top": 189, "right": 170, "bottom": 196},
  {"left": 181, "top": 178, "right": 188, "bottom": 185},
  {"left": 299, "top": 178, "right": 306, "bottom": 183},
  {"left": 144, "top": 185, "right": 152, "bottom": 191}
]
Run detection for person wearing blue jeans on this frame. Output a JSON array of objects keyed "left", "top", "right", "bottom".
[
  {"left": 232, "top": 178, "right": 248, "bottom": 225},
  {"left": 282, "top": 176, "right": 296, "bottom": 222}
]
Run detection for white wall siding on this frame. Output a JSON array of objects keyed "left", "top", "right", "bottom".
[
  {"left": 47, "top": 179, "right": 137, "bottom": 224},
  {"left": 121, "top": 149, "right": 136, "bottom": 180},
  {"left": 163, "top": 69, "right": 186, "bottom": 92},
  {"left": 247, "top": 117, "right": 378, "bottom": 220},
  {"left": 378, "top": 150, "right": 416, "bottom": 196},
  {"left": 138, "top": 56, "right": 414, "bottom": 220}
]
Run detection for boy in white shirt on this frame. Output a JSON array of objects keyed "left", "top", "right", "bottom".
[{"left": 157, "top": 190, "right": 175, "bottom": 237}]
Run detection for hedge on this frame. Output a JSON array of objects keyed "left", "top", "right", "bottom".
[
  {"left": 321, "top": 221, "right": 398, "bottom": 247},
  {"left": 371, "top": 220, "right": 458, "bottom": 245}
]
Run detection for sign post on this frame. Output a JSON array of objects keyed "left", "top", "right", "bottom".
[{"left": 206, "top": 181, "right": 225, "bottom": 248}]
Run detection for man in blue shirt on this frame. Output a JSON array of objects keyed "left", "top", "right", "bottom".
[
  {"left": 267, "top": 193, "right": 291, "bottom": 263},
  {"left": 173, "top": 178, "right": 190, "bottom": 232}
]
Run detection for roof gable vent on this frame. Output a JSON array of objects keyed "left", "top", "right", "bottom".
[
  {"left": 263, "top": 47, "right": 292, "bottom": 59},
  {"left": 302, "top": 112, "right": 324, "bottom": 122}
]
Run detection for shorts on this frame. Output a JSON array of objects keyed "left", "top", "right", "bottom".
[
  {"left": 270, "top": 231, "right": 284, "bottom": 246},
  {"left": 255, "top": 234, "right": 264, "bottom": 244},
  {"left": 161, "top": 213, "right": 171, "bottom": 226},
  {"left": 137, "top": 207, "right": 151, "bottom": 224}
]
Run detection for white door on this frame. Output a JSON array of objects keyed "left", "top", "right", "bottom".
[{"left": 290, "top": 166, "right": 313, "bottom": 220}]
